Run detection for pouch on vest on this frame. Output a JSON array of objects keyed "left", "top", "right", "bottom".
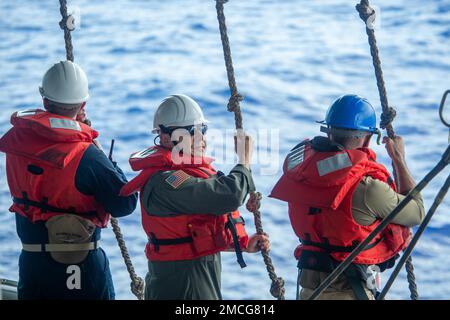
[
  {"left": 188, "top": 219, "right": 227, "bottom": 255},
  {"left": 45, "top": 214, "right": 96, "bottom": 264},
  {"left": 297, "top": 249, "right": 335, "bottom": 273},
  {"left": 297, "top": 248, "right": 374, "bottom": 300},
  {"left": 381, "top": 224, "right": 411, "bottom": 254}
]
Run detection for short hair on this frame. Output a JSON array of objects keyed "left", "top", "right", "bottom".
[
  {"left": 44, "top": 100, "right": 82, "bottom": 118},
  {"left": 327, "top": 127, "right": 371, "bottom": 148}
]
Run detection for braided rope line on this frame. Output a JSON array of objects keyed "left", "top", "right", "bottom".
[
  {"left": 356, "top": 0, "right": 396, "bottom": 138},
  {"left": 356, "top": 0, "right": 418, "bottom": 300},
  {"left": 58, "top": 0, "right": 74, "bottom": 62},
  {"left": 110, "top": 217, "right": 145, "bottom": 300},
  {"left": 405, "top": 255, "right": 419, "bottom": 300},
  {"left": 246, "top": 193, "right": 286, "bottom": 299},
  {"left": 215, "top": 0, "right": 243, "bottom": 130},
  {"left": 215, "top": 0, "right": 285, "bottom": 300},
  {"left": 79, "top": 116, "right": 145, "bottom": 300}
]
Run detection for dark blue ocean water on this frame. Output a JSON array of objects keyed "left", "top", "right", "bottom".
[{"left": 0, "top": 0, "right": 449, "bottom": 299}]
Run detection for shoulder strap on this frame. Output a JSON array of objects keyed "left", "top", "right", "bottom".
[{"left": 119, "top": 168, "right": 160, "bottom": 196}]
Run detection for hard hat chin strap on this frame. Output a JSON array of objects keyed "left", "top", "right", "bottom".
[
  {"left": 374, "top": 128, "right": 382, "bottom": 145},
  {"left": 321, "top": 126, "right": 371, "bottom": 138},
  {"left": 321, "top": 126, "right": 382, "bottom": 146},
  {"left": 153, "top": 135, "right": 161, "bottom": 147}
]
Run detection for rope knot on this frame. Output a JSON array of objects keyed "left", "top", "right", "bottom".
[
  {"left": 59, "top": 15, "right": 76, "bottom": 31},
  {"left": 380, "top": 106, "right": 397, "bottom": 129},
  {"left": 270, "top": 277, "right": 286, "bottom": 300},
  {"left": 227, "top": 93, "right": 243, "bottom": 113},
  {"left": 131, "top": 276, "right": 145, "bottom": 300},
  {"left": 356, "top": 0, "right": 376, "bottom": 29},
  {"left": 246, "top": 192, "right": 262, "bottom": 212}
]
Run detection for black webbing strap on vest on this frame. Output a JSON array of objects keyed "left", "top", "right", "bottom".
[
  {"left": 13, "top": 192, "right": 98, "bottom": 217},
  {"left": 226, "top": 212, "right": 247, "bottom": 268},
  {"left": 148, "top": 232, "right": 193, "bottom": 253},
  {"left": 148, "top": 215, "right": 246, "bottom": 268},
  {"left": 301, "top": 235, "right": 384, "bottom": 253}
]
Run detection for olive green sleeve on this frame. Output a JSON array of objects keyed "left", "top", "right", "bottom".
[
  {"left": 352, "top": 176, "right": 426, "bottom": 227},
  {"left": 141, "top": 164, "right": 255, "bottom": 216}
]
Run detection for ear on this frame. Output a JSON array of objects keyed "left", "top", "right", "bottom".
[
  {"left": 363, "top": 134, "right": 372, "bottom": 148},
  {"left": 159, "top": 133, "right": 174, "bottom": 149}
]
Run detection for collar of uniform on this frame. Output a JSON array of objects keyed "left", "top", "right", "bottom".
[
  {"left": 310, "top": 136, "right": 345, "bottom": 152},
  {"left": 129, "top": 145, "right": 214, "bottom": 171}
]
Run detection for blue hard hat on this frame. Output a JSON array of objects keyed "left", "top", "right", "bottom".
[{"left": 319, "top": 94, "right": 378, "bottom": 133}]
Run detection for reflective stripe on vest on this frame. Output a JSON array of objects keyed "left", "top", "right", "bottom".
[
  {"left": 49, "top": 118, "right": 81, "bottom": 131},
  {"left": 316, "top": 152, "right": 352, "bottom": 176},
  {"left": 287, "top": 143, "right": 306, "bottom": 171}
]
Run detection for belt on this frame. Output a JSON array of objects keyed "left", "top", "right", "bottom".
[{"left": 22, "top": 241, "right": 100, "bottom": 253}]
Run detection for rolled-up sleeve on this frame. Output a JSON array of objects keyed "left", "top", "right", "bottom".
[
  {"left": 352, "top": 176, "right": 425, "bottom": 227},
  {"left": 141, "top": 164, "right": 255, "bottom": 216}
]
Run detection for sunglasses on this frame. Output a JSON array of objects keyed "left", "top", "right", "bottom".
[{"left": 159, "top": 124, "right": 208, "bottom": 136}]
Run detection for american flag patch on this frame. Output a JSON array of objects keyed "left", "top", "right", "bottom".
[{"left": 165, "top": 170, "right": 191, "bottom": 189}]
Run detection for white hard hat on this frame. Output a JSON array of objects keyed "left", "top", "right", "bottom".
[
  {"left": 39, "top": 60, "right": 89, "bottom": 104},
  {"left": 152, "top": 94, "right": 209, "bottom": 133}
]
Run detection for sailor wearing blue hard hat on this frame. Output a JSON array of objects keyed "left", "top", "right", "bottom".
[
  {"left": 319, "top": 94, "right": 382, "bottom": 144},
  {"left": 270, "top": 94, "right": 425, "bottom": 300}
]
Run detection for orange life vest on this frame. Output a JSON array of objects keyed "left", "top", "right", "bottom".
[
  {"left": 120, "top": 146, "right": 249, "bottom": 264},
  {"left": 0, "top": 109, "right": 110, "bottom": 228},
  {"left": 270, "top": 138, "right": 410, "bottom": 265}
]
